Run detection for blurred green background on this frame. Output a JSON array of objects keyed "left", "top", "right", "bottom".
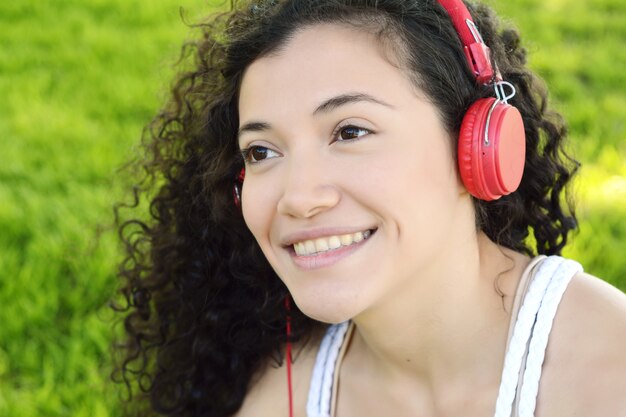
[{"left": 0, "top": 0, "right": 624, "bottom": 416}]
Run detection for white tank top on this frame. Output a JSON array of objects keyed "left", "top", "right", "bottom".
[{"left": 306, "top": 255, "right": 583, "bottom": 417}]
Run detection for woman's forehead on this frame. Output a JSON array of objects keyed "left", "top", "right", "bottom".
[{"left": 238, "top": 23, "right": 419, "bottom": 121}]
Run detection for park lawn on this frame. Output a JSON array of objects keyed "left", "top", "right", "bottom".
[{"left": 0, "top": 0, "right": 624, "bottom": 416}]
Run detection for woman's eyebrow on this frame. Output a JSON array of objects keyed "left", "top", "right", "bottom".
[
  {"left": 312, "top": 92, "right": 394, "bottom": 116},
  {"left": 238, "top": 92, "right": 393, "bottom": 140},
  {"left": 238, "top": 121, "right": 271, "bottom": 141}
]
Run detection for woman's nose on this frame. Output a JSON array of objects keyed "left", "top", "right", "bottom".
[{"left": 276, "top": 156, "right": 341, "bottom": 219}]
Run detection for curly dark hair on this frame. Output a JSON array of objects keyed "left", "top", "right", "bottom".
[{"left": 112, "top": 1, "right": 579, "bottom": 416}]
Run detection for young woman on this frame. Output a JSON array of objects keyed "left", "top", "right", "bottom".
[{"left": 113, "top": 1, "right": 626, "bottom": 416}]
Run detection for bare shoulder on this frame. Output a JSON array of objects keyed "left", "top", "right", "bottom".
[
  {"left": 538, "top": 271, "right": 626, "bottom": 416},
  {"left": 231, "top": 328, "right": 325, "bottom": 417},
  {"left": 562, "top": 271, "right": 626, "bottom": 337}
]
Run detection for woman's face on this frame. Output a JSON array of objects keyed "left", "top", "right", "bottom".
[{"left": 238, "top": 24, "right": 466, "bottom": 323}]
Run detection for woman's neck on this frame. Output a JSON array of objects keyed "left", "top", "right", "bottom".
[{"left": 345, "top": 232, "right": 530, "bottom": 407}]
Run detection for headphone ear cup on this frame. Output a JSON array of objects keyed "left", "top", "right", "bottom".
[
  {"left": 458, "top": 98, "right": 526, "bottom": 201},
  {"left": 457, "top": 101, "right": 482, "bottom": 199},
  {"left": 233, "top": 167, "right": 246, "bottom": 208},
  {"left": 233, "top": 183, "right": 242, "bottom": 207}
]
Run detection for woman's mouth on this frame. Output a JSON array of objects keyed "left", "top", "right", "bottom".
[
  {"left": 287, "top": 228, "right": 377, "bottom": 269},
  {"left": 292, "top": 229, "right": 374, "bottom": 256}
]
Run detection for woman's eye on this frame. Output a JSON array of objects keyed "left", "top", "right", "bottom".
[
  {"left": 241, "top": 146, "right": 280, "bottom": 164},
  {"left": 336, "top": 125, "right": 371, "bottom": 141}
]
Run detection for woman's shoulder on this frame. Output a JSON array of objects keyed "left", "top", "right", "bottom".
[
  {"left": 537, "top": 269, "right": 626, "bottom": 416},
  {"left": 232, "top": 327, "right": 326, "bottom": 417},
  {"left": 561, "top": 270, "right": 626, "bottom": 342}
]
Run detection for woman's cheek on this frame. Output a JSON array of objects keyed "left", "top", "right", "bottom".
[{"left": 242, "top": 176, "right": 279, "bottom": 240}]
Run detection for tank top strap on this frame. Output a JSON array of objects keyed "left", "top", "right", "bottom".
[
  {"left": 504, "top": 255, "right": 547, "bottom": 416},
  {"left": 307, "top": 321, "right": 351, "bottom": 417},
  {"left": 494, "top": 255, "right": 583, "bottom": 417},
  {"left": 505, "top": 255, "right": 548, "bottom": 352},
  {"left": 330, "top": 321, "right": 355, "bottom": 416}
]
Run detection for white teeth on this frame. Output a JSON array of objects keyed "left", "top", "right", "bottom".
[
  {"left": 340, "top": 234, "right": 353, "bottom": 246},
  {"left": 314, "top": 238, "right": 329, "bottom": 252},
  {"left": 292, "top": 230, "right": 373, "bottom": 256},
  {"left": 294, "top": 242, "right": 301, "bottom": 254},
  {"left": 328, "top": 236, "right": 341, "bottom": 249}
]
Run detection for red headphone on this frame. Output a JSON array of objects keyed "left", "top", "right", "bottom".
[
  {"left": 438, "top": 0, "right": 526, "bottom": 201},
  {"left": 234, "top": 0, "right": 525, "bottom": 205},
  {"left": 233, "top": 167, "right": 245, "bottom": 207}
]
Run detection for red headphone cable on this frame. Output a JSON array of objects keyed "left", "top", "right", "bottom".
[{"left": 285, "top": 295, "right": 294, "bottom": 417}]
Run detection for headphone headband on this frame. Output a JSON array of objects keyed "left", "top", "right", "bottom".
[{"left": 437, "top": 0, "right": 495, "bottom": 84}]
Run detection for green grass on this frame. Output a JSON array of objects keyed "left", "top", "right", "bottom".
[
  {"left": 0, "top": 0, "right": 624, "bottom": 416},
  {"left": 0, "top": 1, "right": 216, "bottom": 415}
]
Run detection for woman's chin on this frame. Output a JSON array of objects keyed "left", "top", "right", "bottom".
[{"left": 292, "top": 293, "right": 362, "bottom": 324}]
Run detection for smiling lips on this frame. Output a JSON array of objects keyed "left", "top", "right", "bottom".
[{"left": 293, "top": 229, "right": 373, "bottom": 256}]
